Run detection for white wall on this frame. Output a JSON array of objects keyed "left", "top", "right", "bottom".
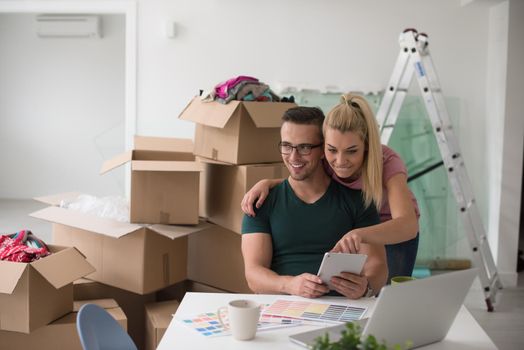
[
  {"left": 496, "top": 0, "right": 524, "bottom": 285},
  {"left": 486, "top": 1, "right": 508, "bottom": 266},
  {"left": 137, "top": 0, "right": 491, "bottom": 148},
  {"left": 0, "top": 13, "right": 125, "bottom": 198}
]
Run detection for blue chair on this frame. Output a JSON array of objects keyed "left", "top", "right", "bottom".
[{"left": 76, "top": 303, "right": 137, "bottom": 350}]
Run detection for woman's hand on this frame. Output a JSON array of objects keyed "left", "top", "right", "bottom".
[
  {"left": 241, "top": 179, "right": 273, "bottom": 216},
  {"left": 331, "top": 272, "right": 368, "bottom": 299},
  {"left": 332, "top": 230, "right": 363, "bottom": 254}
]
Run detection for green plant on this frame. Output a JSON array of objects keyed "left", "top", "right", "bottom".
[{"left": 311, "top": 322, "right": 410, "bottom": 350}]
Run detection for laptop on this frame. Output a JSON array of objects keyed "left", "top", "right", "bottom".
[{"left": 289, "top": 268, "right": 478, "bottom": 349}]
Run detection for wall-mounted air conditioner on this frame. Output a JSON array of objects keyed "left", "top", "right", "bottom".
[{"left": 36, "top": 14, "right": 102, "bottom": 38}]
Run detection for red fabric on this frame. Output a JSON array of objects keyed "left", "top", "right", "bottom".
[{"left": 0, "top": 230, "right": 50, "bottom": 262}]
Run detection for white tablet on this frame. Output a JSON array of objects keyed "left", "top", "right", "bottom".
[{"left": 317, "top": 252, "right": 368, "bottom": 290}]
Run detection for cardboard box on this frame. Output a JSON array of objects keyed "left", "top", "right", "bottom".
[
  {"left": 155, "top": 280, "right": 229, "bottom": 302},
  {"left": 0, "top": 299, "right": 126, "bottom": 350},
  {"left": 0, "top": 245, "right": 94, "bottom": 333},
  {"left": 187, "top": 280, "right": 229, "bottom": 293},
  {"left": 145, "top": 300, "right": 180, "bottom": 350},
  {"left": 74, "top": 278, "right": 155, "bottom": 350},
  {"left": 202, "top": 160, "right": 288, "bottom": 233},
  {"left": 155, "top": 280, "right": 187, "bottom": 302},
  {"left": 30, "top": 200, "right": 212, "bottom": 295},
  {"left": 179, "top": 97, "right": 296, "bottom": 164},
  {"left": 187, "top": 224, "right": 252, "bottom": 293},
  {"left": 100, "top": 136, "right": 203, "bottom": 225}
]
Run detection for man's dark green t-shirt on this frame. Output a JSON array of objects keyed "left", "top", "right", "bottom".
[{"left": 241, "top": 179, "right": 380, "bottom": 277}]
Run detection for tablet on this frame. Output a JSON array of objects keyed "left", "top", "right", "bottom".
[{"left": 317, "top": 252, "right": 367, "bottom": 290}]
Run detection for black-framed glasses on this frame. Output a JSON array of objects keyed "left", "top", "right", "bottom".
[{"left": 278, "top": 141, "right": 323, "bottom": 155}]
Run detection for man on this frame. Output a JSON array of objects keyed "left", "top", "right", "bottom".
[{"left": 241, "top": 106, "right": 387, "bottom": 299}]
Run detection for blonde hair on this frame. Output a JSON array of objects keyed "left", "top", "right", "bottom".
[{"left": 323, "top": 92, "right": 383, "bottom": 209}]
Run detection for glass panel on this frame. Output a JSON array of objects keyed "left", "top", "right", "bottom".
[{"left": 290, "top": 90, "right": 467, "bottom": 266}]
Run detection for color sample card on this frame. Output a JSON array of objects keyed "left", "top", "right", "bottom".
[
  {"left": 262, "top": 299, "right": 366, "bottom": 323},
  {"left": 179, "top": 309, "right": 302, "bottom": 337},
  {"left": 180, "top": 312, "right": 226, "bottom": 337}
]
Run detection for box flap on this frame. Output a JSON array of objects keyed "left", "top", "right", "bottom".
[
  {"left": 131, "top": 160, "right": 204, "bottom": 172},
  {"left": 178, "top": 97, "right": 242, "bottom": 129},
  {"left": 0, "top": 261, "right": 27, "bottom": 294},
  {"left": 100, "top": 150, "right": 133, "bottom": 174},
  {"left": 195, "top": 156, "right": 233, "bottom": 166},
  {"left": 134, "top": 135, "right": 194, "bottom": 153},
  {"left": 74, "top": 298, "right": 119, "bottom": 312},
  {"left": 34, "top": 192, "right": 83, "bottom": 206},
  {"left": 149, "top": 220, "right": 212, "bottom": 240},
  {"left": 242, "top": 102, "right": 296, "bottom": 128},
  {"left": 30, "top": 206, "right": 143, "bottom": 238},
  {"left": 31, "top": 246, "right": 96, "bottom": 289}
]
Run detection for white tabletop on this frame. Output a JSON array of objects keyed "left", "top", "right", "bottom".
[{"left": 157, "top": 292, "right": 497, "bottom": 350}]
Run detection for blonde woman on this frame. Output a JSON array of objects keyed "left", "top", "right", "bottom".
[{"left": 241, "top": 93, "right": 420, "bottom": 282}]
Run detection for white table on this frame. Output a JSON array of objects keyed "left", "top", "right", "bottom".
[{"left": 157, "top": 292, "right": 497, "bottom": 350}]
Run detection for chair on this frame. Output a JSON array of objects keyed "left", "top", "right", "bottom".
[{"left": 76, "top": 303, "right": 137, "bottom": 350}]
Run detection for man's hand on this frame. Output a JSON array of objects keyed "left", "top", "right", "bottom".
[
  {"left": 330, "top": 272, "right": 368, "bottom": 299},
  {"left": 284, "top": 273, "right": 329, "bottom": 298},
  {"left": 332, "top": 230, "right": 363, "bottom": 254}
]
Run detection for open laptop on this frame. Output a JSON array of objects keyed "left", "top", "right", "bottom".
[{"left": 289, "top": 268, "right": 478, "bottom": 349}]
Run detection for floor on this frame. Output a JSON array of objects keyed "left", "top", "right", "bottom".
[{"left": 2, "top": 198, "right": 524, "bottom": 350}]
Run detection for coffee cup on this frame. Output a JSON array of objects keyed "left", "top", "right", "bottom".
[
  {"left": 391, "top": 276, "right": 417, "bottom": 284},
  {"left": 217, "top": 299, "right": 260, "bottom": 341}
]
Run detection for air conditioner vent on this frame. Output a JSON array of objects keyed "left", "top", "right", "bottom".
[{"left": 36, "top": 14, "right": 102, "bottom": 38}]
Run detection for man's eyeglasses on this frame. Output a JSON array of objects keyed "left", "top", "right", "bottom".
[{"left": 278, "top": 141, "right": 323, "bottom": 155}]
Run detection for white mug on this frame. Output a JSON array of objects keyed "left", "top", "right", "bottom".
[{"left": 217, "top": 299, "right": 261, "bottom": 341}]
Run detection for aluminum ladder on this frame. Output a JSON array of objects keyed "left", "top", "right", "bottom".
[{"left": 376, "top": 28, "right": 503, "bottom": 311}]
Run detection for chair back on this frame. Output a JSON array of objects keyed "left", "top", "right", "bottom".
[{"left": 76, "top": 303, "right": 137, "bottom": 350}]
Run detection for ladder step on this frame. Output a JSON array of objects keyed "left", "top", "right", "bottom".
[
  {"left": 424, "top": 88, "right": 442, "bottom": 93},
  {"left": 390, "top": 88, "right": 408, "bottom": 92}
]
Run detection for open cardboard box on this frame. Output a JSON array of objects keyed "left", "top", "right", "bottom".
[
  {"left": 0, "top": 298, "right": 126, "bottom": 350},
  {"left": 179, "top": 97, "right": 296, "bottom": 164},
  {"left": 0, "top": 245, "right": 94, "bottom": 333},
  {"left": 100, "top": 136, "right": 203, "bottom": 225},
  {"left": 31, "top": 194, "right": 212, "bottom": 295}
]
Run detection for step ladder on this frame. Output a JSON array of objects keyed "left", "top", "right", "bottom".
[{"left": 376, "top": 28, "right": 503, "bottom": 311}]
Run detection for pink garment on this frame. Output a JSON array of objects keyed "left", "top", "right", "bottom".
[
  {"left": 214, "top": 76, "right": 259, "bottom": 99},
  {"left": 324, "top": 144, "right": 420, "bottom": 222},
  {"left": 0, "top": 230, "right": 50, "bottom": 262}
]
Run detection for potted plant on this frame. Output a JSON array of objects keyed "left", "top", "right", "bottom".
[{"left": 312, "top": 322, "right": 411, "bottom": 350}]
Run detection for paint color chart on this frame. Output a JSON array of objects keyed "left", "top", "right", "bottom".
[
  {"left": 179, "top": 309, "right": 302, "bottom": 337},
  {"left": 262, "top": 299, "right": 366, "bottom": 323}
]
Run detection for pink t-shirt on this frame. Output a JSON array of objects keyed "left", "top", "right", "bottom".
[{"left": 323, "top": 145, "right": 420, "bottom": 223}]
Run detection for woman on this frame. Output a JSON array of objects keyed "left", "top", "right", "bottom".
[{"left": 241, "top": 93, "right": 420, "bottom": 282}]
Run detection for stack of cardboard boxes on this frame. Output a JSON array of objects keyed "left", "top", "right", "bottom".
[
  {"left": 179, "top": 97, "right": 293, "bottom": 293},
  {"left": 25, "top": 136, "right": 209, "bottom": 349},
  {"left": 0, "top": 97, "right": 295, "bottom": 350}
]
